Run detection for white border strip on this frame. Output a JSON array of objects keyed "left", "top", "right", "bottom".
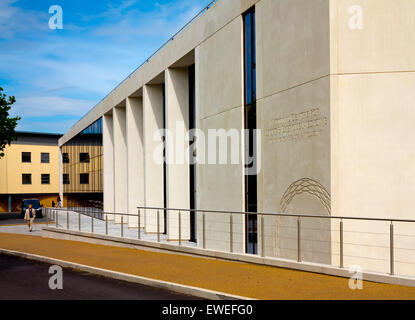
[{"left": 0, "top": 248, "right": 254, "bottom": 300}]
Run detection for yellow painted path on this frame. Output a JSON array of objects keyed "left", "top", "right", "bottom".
[{"left": 0, "top": 232, "right": 414, "bottom": 300}]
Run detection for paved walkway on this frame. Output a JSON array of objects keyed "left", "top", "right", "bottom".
[
  {"left": 0, "top": 221, "right": 50, "bottom": 236},
  {"left": 0, "top": 232, "right": 414, "bottom": 300}
]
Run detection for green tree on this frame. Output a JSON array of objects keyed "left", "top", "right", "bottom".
[{"left": 0, "top": 87, "right": 20, "bottom": 158}]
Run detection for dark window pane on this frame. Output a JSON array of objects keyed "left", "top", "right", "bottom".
[
  {"left": 80, "top": 173, "right": 89, "bottom": 185},
  {"left": 244, "top": 7, "right": 258, "bottom": 255},
  {"left": 244, "top": 11, "right": 252, "bottom": 105},
  {"left": 79, "top": 153, "right": 90, "bottom": 163},
  {"left": 22, "top": 152, "right": 31, "bottom": 163},
  {"left": 81, "top": 118, "right": 103, "bottom": 135},
  {"left": 22, "top": 174, "right": 32, "bottom": 185},
  {"left": 244, "top": 10, "right": 256, "bottom": 106},
  {"left": 41, "top": 174, "right": 50, "bottom": 184},
  {"left": 63, "top": 174, "right": 70, "bottom": 185},
  {"left": 41, "top": 153, "right": 50, "bottom": 163},
  {"left": 62, "top": 153, "right": 69, "bottom": 163}
]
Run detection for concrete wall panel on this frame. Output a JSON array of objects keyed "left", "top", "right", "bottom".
[
  {"left": 332, "top": 0, "right": 415, "bottom": 74},
  {"left": 126, "top": 97, "right": 144, "bottom": 228},
  {"left": 143, "top": 85, "right": 165, "bottom": 233},
  {"left": 197, "top": 18, "right": 243, "bottom": 119},
  {"left": 113, "top": 107, "right": 128, "bottom": 223},
  {"left": 165, "top": 68, "right": 191, "bottom": 240},
  {"left": 103, "top": 114, "right": 114, "bottom": 217},
  {"left": 256, "top": 0, "right": 330, "bottom": 100}
]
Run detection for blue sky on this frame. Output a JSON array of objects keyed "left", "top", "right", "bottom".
[{"left": 0, "top": 0, "right": 209, "bottom": 133}]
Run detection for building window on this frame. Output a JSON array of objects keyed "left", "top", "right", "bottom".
[
  {"left": 41, "top": 153, "right": 50, "bottom": 163},
  {"left": 80, "top": 153, "right": 90, "bottom": 163},
  {"left": 22, "top": 152, "right": 31, "bottom": 163},
  {"left": 63, "top": 153, "right": 69, "bottom": 163},
  {"left": 80, "top": 173, "right": 89, "bottom": 185},
  {"left": 22, "top": 174, "right": 32, "bottom": 185},
  {"left": 244, "top": 7, "right": 258, "bottom": 255},
  {"left": 63, "top": 174, "right": 70, "bottom": 185},
  {"left": 189, "top": 64, "right": 197, "bottom": 242},
  {"left": 41, "top": 174, "right": 50, "bottom": 184}
]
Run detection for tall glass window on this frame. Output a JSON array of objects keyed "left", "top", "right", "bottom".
[
  {"left": 244, "top": 7, "right": 258, "bottom": 255},
  {"left": 189, "top": 64, "right": 196, "bottom": 242}
]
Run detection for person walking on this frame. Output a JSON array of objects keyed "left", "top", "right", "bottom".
[
  {"left": 24, "top": 204, "right": 36, "bottom": 232},
  {"left": 56, "top": 196, "right": 62, "bottom": 208}
]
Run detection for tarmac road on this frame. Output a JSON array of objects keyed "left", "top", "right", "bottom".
[{"left": 0, "top": 254, "right": 197, "bottom": 300}]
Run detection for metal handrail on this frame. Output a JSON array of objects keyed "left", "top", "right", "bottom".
[
  {"left": 48, "top": 206, "right": 415, "bottom": 224},
  {"left": 45, "top": 205, "right": 412, "bottom": 276},
  {"left": 135, "top": 206, "right": 415, "bottom": 224}
]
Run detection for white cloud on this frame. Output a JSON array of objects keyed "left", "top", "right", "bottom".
[
  {"left": 12, "top": 95, "right": 94, "bottom": 117},
  {"left": 0, "top": 0, "right": 49, "bottom": 39},
  {"left": 16, "top": 118, "right": 78, "bottom": 134},
  {"left": 91, "top": 0, "right": 207, "bottom": 39},
  {"left": 1, "top": 0, "right": 210, "bottom": 134}
]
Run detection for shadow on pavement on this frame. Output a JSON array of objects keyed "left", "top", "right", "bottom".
[{"left": 0, "top": 213, "right": 20, "bottom": 221}]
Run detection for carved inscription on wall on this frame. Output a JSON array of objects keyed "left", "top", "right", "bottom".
[{"left": 265, "top": 108, "right": 328, "bottom": 143}]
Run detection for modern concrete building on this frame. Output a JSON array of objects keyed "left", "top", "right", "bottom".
[
  {"left": 0, "top": 131, "right": 62, "bottom": 212},
  {"left": 59, "top": 0, "right": 415, "bottom": 276}
]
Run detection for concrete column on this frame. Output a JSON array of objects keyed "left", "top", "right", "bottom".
[
  {"left": 103, "top": 113, "right": 114, "bottom": 219},
  {"left": 143, "top": 84, "right": 165, "bottom": 233},
  {"left": 126, "top": 97, "right": 144, "bottom": 228},
  {"left": 113, "top": 106, "right": 128, "bottom": 223},
  {"left": 58, "top": 147, "right": 64, "bottom": 207},
  {"left": 165, "top": 68, "right": 190, "bottom": 240}
]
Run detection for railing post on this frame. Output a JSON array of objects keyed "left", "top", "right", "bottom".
[
  {"left": 91, "top": 216, "right": 94, "bottom": 233},
  {"left": 261, "top": 214, "right": 265, "bottom": 257},
  {"left": 78, "top": 212, "right": 81, "bottom": 231},
  {"left": 56, "top": 209, "right": 58, "bottom": 228},
  {"left": 229, "top": 213, "right": 233, "bottom": 253},
  {"left": 67, "top": 210, "right": 69, "bottom": 230},
  {"left": 46, "top": 208, "right": 49, "bottom": 227},
  {"left": 138, "top": 209, "right": 141, "bottom": 240},
  {"left": 203, "top": 212, "right": 206, "bottom": 249},
  {"left": 390, "top": 221, "right": 394, "bottom": 276},
  {"left": 121, "top": 216, "right": 124, "bottom": 238},
  {"left": 297, "top": 217, "right": 301, "bottom": 262},
  {"left": 340, "top": 219, "right": 344, "bottom": 268},
  {"left": 179, "top": 211, "right": 182, "bottom": 246},
  {"left": 157, "top": 210, "right": 160, "bottom": 242},
  {"left": 105, "top": 214, "right": 108, "bottom": 235}
]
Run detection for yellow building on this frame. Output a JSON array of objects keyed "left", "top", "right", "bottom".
[{"left": 0, "top": 132, "right": 62, "bottom": 212}]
